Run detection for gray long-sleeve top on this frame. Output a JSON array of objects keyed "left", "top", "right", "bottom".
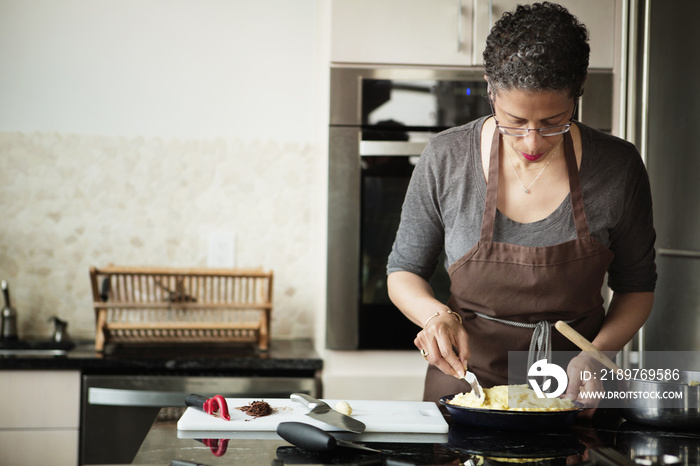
[{"left": 387, "top": 117, "right": 657, "bottom": 294}]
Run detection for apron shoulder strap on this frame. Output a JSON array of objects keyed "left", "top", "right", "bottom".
[
  {"left": 563, "top": 130, "right": 590, "bottom": 238},
  {"left": 480, "top": 128, "right": 501, "bottom": 242}
]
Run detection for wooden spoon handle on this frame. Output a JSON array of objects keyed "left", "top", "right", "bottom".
[{"left": 555, "top": 320, "right": 622, "bottom": 372}]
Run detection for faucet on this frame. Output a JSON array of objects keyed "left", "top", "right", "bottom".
[
  {"left": 50, "top": 316, "right": 69, "bottom": 343},
  {"left": 1, "top": 280, "right": 18, "bottom": 342}
]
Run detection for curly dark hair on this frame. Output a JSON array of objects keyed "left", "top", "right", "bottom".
[{"left": 483, "top": 2, "right": 590, "bottom": 98}]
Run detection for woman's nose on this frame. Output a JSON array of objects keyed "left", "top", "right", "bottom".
[{"left": 523, "top": 130, "right": 546, "bottom": 151}]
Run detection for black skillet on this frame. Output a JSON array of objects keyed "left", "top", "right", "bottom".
[{"left": 440, "top": 394, "right": 584, "bottom": 431}]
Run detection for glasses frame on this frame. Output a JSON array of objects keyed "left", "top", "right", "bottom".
[
  {"left": 493, "top": 118, "right": 572, "bottom": 137},
  {"left": 488, "top": 93, "right": 578, "bottom": 138}
]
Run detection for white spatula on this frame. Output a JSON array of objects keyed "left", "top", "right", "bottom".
[{"left": 463, "top": 371, "right": 485, "bottom": 406}]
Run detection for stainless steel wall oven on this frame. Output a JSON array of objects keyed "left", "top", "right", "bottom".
[{"left": 326, "top": 66, "right": 613, "bottom": 350}]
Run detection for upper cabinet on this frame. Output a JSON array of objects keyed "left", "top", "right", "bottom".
[
  {"left": 331, "top": 0, "right": 617, "bottom": 69},
  {"left": 331, "top": 0, "right": 473, "bottom": 66},
  {"left": 473, "top": 0, "right": 616, "bottom": 68}
]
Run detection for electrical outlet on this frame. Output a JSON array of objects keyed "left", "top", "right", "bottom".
[{"left": 207, "top": 231, "right": 235, "bottom": 268}]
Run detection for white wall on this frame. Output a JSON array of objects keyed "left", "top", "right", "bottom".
[
  {"left": 0, "top": 0, "right": 319, "bottom": 141},
  {"left": 0, "top": 0, "right": 324, "bottom": 340},
  {"left": 0, "top": 0, "right": 426, "bottom": 400}
]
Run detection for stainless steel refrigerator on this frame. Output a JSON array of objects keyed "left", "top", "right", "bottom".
[{"left": 629, "top": 0, "right": 700, "bottom": 351}]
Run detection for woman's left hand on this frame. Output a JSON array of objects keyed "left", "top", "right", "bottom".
[{"left": 564, "top": 352, "right": 604, "bottom": 418}]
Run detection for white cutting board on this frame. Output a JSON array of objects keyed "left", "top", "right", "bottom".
[{"left": 177, "top": 398, "right": 448, "bottom": 433}]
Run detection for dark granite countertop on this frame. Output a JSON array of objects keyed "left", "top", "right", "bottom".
[
  {"left": 0, "top": 339, "right": 323, "bottom": 377},
  {"left": 128, "top": 407, "right": 700, "bottom": 465}
]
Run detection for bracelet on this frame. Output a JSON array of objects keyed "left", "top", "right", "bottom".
[
  {"left": 447, "top": 310, "right": 463, "bottom": 324},
  {"left": 424, "top": 310, "right": 463, "bottom": 327},
  {"left": 424, "top": 312, "right": 440, "bottom": 327}
]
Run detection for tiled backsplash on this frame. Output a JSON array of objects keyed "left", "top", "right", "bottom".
[{"left": 0, "top": 131, "right": 324, "bottom": 341}]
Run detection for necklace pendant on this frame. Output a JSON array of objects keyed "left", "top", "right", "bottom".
[{"left": 522, "top": 186, "right": 530, "bottom": 194}]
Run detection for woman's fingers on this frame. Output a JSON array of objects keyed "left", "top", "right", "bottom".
[
  {"left": 437, "top": 334, "right": 465, "bottom": 378},
  {"left": 564, "top": 352, "right": 603, "bottom": 414},
  {"left": 415, "top": 317, "right": 469, "bottom": 378},
  {"left": 455, "top": 333, "right": 470, "bottom": 372}
]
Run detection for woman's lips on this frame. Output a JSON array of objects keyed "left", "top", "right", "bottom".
[{"left": 521, "top": 152, "right": 544, "bottom": 162}]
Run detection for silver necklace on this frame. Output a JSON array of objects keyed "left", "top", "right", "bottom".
[{"left": 506, "top": 142, "right": 562, "bottom": 194}]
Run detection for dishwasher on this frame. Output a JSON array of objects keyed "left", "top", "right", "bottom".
[{"left": 80, "top": 374, "right": 318, "bottom": 465}]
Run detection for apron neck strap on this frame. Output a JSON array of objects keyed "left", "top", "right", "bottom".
[
  {"left": 480, "top": 128, "right": 502, "bottom": 242},
  {"left": 480, "top": 126, "right": 589, "bottom": 242},
  {"left": 563, "top": 130, "right": 590, "bottom": 237}
]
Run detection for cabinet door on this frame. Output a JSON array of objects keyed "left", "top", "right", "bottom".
[
  {"left": 0, "top": 370, "right": 80, "bottom": 428},
  {"left": 331, "top": 0, "right": 472, "bottom": 66},
  {"left": 0, "top": 431, "right": 78, "bottom": 466},
  {"left": 472, "top": 0, "right": 617, "bottom": 69},
  {"left": 0, "top": 371, "right": 80, "bottom": 466}
]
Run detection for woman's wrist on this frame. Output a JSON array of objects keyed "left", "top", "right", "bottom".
[{"left": 424, "top": 309, "right": 463, "bottom": 327}]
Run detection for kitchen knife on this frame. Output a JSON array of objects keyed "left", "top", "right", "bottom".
[
  {"left": 290, "top": 393, "right": 366, "bottom": 434},
  {"left": 185, "top": 394, "right": 231, "bottom": 421},
  {"left": 277, "top": 422, "right": 380, "bottom": 453}
]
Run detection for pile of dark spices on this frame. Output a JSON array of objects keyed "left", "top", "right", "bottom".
[{"left": 236, "top": 400, "right": 273, "bottom": 419}]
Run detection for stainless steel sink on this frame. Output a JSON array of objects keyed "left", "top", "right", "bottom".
[
  {"left": 0, "top": 348, "right": 68, "bottom": 356},
  {"left": 0, "top": 339, "right": 74, "bottom": 356}
]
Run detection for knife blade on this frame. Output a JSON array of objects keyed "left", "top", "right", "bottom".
[{"left": 290, "top": 393, "right": 366, "bottom": 434}]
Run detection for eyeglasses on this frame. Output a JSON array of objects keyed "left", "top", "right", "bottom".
[
  {"left": 488, "top": 93, "right": 576, "bottom": 138},
  {"left": 493, "top": 117, "right": 572, "bottom": 137}
]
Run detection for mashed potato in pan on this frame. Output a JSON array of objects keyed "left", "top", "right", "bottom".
[{"left": 448, "top": 384, "right": 575, "bottom": 411}]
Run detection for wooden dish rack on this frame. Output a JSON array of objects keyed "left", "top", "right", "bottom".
[{"left": 89, "top": 266, "right": 273, "bottom": 351}]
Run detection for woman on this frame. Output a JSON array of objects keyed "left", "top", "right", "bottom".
[{"left": 386, "top": 2, "right": 656, "bottom": 409}]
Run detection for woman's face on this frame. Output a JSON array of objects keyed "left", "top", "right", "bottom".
[{"left": 491, "top": 88, "right": 575, "bottom": 164}]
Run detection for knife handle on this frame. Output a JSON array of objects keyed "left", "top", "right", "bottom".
[
  {"left": 290, "top": 393, "right": 324, "bottom": 410},
  {"left": 277, "top": 422, "right": 336, "bottom": 452},
  {"left": 185, "top": 394, "right": 208, "bottom": 410}
]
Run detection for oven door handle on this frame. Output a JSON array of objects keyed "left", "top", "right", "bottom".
[
  {"left": 359, "top": 141, "right": 427, "bottom": 157},
  {"left": 88, "top": 387, "right": 188, "bottom": 407}
]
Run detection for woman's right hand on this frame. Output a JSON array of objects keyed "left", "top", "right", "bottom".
[
  {"left": 414, "top": 309, "right": 470, "bottom": 379},
  {"left": 387, "top": 271, "right": 470, "bottom": 378}
]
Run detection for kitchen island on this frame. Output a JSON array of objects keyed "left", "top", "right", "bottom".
[{"left": 129, "top": 406, "right": 700, "bottom": 465}]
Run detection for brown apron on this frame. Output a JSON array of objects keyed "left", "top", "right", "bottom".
[{"left": 423, "top": 128, "right": 614, "bottom": 403}]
